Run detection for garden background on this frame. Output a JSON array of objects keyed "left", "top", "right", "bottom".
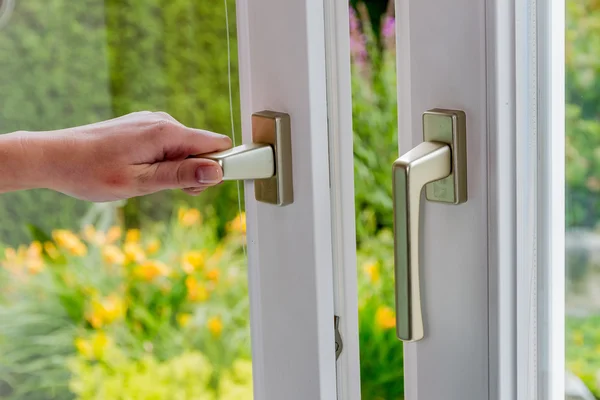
[{"left": 0, "top": 0, "right": 599, "bottom": 398}]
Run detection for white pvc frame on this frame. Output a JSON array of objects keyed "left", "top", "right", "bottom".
[{"left": 491, "top": 0, "right": 565, "bottom": 398}]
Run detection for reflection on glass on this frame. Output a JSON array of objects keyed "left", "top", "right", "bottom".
[
  {"left": 0, "top": 1, "right": 252, "bottom": 399},
  {"left": 566, "top": 1, "right": 600, "bottom": 399},
  {"left": 350, "top": 1, "right": 404, "bottom": 399}
]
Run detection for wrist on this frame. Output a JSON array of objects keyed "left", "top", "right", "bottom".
[{"left": 0, "top": 131, "right": 49, "bottom": 193}]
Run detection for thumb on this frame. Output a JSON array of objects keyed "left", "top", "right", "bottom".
[{"left": 149, "top": 158, "right": 223, "bottom": 190}]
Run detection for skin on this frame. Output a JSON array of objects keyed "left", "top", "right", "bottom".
[{"left": 0, "top": 111, "right": 232, "bottom": 201}]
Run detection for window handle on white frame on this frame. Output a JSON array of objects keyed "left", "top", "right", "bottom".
[
  {"left": 195, "top": 110, "right": 294, "bottom": 206},
  {"left": 392, "top": 109, "right": 467, "bottom": 342}
]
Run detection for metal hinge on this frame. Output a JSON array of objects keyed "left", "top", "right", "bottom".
[{"left": 334, "top": 315, "right": 343, "bottom": 360}]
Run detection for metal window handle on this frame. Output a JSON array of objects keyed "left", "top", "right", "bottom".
[
  {"left": 194, "top": 110, "right": 294, "bottom": 206},
  {"left": 198, "top": 143, "right": 275, "bottom": 180},
  {"left": 393, "top": 109, "right": 467, "bottom": 342}
]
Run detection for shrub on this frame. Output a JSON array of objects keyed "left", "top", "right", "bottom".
[
  {"left": 357, "top": 229, "right": 404, "bottom": 400},
  {"left": 350, "top": 3, "right": 398, "bottom": 244},
  {"left": 68, "top": 349, "right": 253, "bottom": 400},
  {"left": 0, "top": 207, "right": 251, "bottom": 399}
]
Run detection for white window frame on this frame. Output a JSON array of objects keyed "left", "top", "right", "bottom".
[
  {"left": 236, "top": 0, "right": 338, "bottom": 398},
  {"left": 238, "top": 0, "right": 565, "bottom": 398},
  {"left": 330, "top": 0, "right": 566, "bottom": 399}
]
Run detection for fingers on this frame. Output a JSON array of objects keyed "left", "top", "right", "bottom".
[
  {"left": 144, "top": 111, "right": 233, "bottom": 157},
  {"left": 182, "top": 186, "right": 209, "bottom": 196},
  {"left": 181, "top": 128, "right": 233, "bottom": 155},
  {"left": 143, "top": 158, "right": 224, "bottom": 191}
]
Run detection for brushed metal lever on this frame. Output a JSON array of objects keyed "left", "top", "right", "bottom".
[
  {"left": 198, "top": 143, "right": 275, "bottom": 181},
  {"left": 393, "top": 109, "right": 467, "bottom": 342},
  {"left": 195, "top": 110, "right": 293, "bottom": 206}
]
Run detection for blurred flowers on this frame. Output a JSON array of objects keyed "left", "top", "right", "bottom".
[
  {"left": 375, "top": 306, "right": 396, "bottom": 330},
  {"left": 186, "top": 276, "right": 209, "bottom": 302},
  {"left": 182, "top": 250, "right": 205, "bottom": 273},
  {"left": 74, "top": 332, "right": 112, "bottom": 360},
  {"left": 0, "top": 205, "right": 251, "bottom": 398},
  {"left": 208, "top": 316, "right": 223, "bottom": 338},
  {"left": 53, "top": 229, "right": 87, "bottom": 256},
  {"left": 2, "top": 242, "right": 45, "bottom": 275},
  {"left": 227, "top": 212, "right": 246, "bottom": 234},
  {"left": 86, "top": 294, "right": 126, "bottom": 329},
  {"left": 178, "top": 207, "right": 201, "bottom": 227},
  {"left": 362, "top": 260, "right": 380, "bottom": 283},
  {"left": 125, "top": 228, "right": 141, "bottom": 243},
  {"left": 102, "top": 245, "right": 126, "bottom": 265},
  {"left": 134, "top": 260, "right": 171, "bottom": 281},
  {"left": 124, "top": 242, "right": 146, "bottom": 264}
]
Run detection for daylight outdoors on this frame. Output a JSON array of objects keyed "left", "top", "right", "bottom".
[
  {"left": 565, "top": 1, "right": 600, "bottom": 398},
  {"left": 0, "top": 0, "right": 599, "bottom": 399}
]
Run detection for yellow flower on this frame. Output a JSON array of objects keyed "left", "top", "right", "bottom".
[
  {"left": 182, "top": 250, "right": 205, "bottom": 273},
  {"left": 134, "top": 260, "right": 171, "bottom": 281},
  {"left": 146, "top": 239, "right": 161, "bottom": 255},
  {"left": 106, "top": 226, "right": 122, "bottom": 244},
  {"left": 102, "top": 245, "right": 126, "bottom": 265},
  {"left": 178, "top": 207, "right": 201, "bottom": 227},
  {"left": 74, "top": 337, "right": 93, "bottom": 358},
  {"left": 206, "top": 269, "right": 220, "bottom": 283},
  {"left": 124, "top": 242, "right": 146, "bottom": 263},
  {"left": 44, "top": 242, "right": 60, "bottom": 260},
  {"left": 186, "top": 276, "right": 209, "bottom": 302},
  {"left": 573, "top": 330, "right": 584, "bottom": 346},
  {"left": 3, "top": 247, "right": 16, "bottom": 263},
  {"left": 363, "top": 261, "right": 380, "bottom": 283},
  {"left": 24, "top": 242, "right": 45, "bottom": 274},
  {"left": 177, "top": 313, "right": 192, "bottom": 327},
  {"left": 2, "top": 247, "right": 23, "bottom": 273},
  {"left": 227, "top": 212, "right": 246, "bottom": 234},
  {"left": 207, "top": 316, "right": 223, "bottom": 338},
  {"left": 375, "top": 306, "right": 396, "bottom": 330},
  {"left": 125, "top": 229, "right": 141, "bottom": 243},
  {"left": 53, "top": 230, "right": 87, "bottom": 256},
  {"left": 86, "top": 294, "right": 126, "bottom": 328},
  {"left": 83, "top": 225, "right": 106, "bottom": 246},
  {"left": 2, "top": 243, "right": 46, "bottom": 274},
  {"left": 75, "top": 332, "right": 111, "bottom": 360}
]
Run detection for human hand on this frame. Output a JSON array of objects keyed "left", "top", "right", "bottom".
[{"left": 0, "top": 112, "right": 232, "bottom": 201}]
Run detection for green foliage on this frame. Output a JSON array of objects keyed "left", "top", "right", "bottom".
[
  {"left": 350, "top": 5, "right": 404, "bottom": 399},
  {"left": 68, "top": 350, "right": 214, "bottom": 400},
  {"left": 0, "top": 207, "right": 250, "bottom": 399},
  {"left": 0, "top": 286, "right": 77, "bottom": 400},
  {"left": 566, "top": 315, "right": 600, "bottom": 397},
  {"left": 566, "top": 0, "right": 600, "bottom": 227},
  {"left": 351, "top": 4, "right": 398, "bottom": 244},
  {"left": 0, "top": 0, "right": 242, "bottom": 245},
  {"left": 356, "top": 229, "right": 404, "bottom": 400},
  {"left": 68, "top": 349, "right": 253, "bottom": 400}
]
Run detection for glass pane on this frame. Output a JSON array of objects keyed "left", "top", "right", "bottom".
[
  {"left": 0, "top": 1, "right": 252, "bottom": 399},
  {"left": 349, "top": 1, "right": 405, "bottom": 398},
  {"left": 566, "top": 1, "right": 600, "bottom": 399}
]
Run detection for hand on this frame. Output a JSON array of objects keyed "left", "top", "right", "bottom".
[{"left": 0, "top": 112, "right": 232, "bottom": 201}]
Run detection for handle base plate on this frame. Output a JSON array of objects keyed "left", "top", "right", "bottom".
[
  {"left": 252, "top": 111, "right": 294, "bottom": 206},
  {"left": 423, "top": 109, "right": 467, "bottom": 204}
]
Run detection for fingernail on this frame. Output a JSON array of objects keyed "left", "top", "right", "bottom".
[{"left": 196, "top": 165, "right": 222, "bottom": 184}]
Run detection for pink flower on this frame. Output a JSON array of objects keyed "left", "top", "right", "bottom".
[
  {"left": 382, "top": 16, "right": 395, "bottom": 39},
  {"left": 349, "top": 6, "right": 367, "bottom": 65}
]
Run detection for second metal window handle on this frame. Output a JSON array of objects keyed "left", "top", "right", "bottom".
[
  {"left": 393, "top": 109, "right": 467, "bottom": 342},
  {"left": 393, "top": 142, "right": 451, "bottom": 342}
]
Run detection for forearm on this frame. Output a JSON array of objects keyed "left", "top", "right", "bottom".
[{"left": 0, "top": 131, "right": 49, "bottom": 193}]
